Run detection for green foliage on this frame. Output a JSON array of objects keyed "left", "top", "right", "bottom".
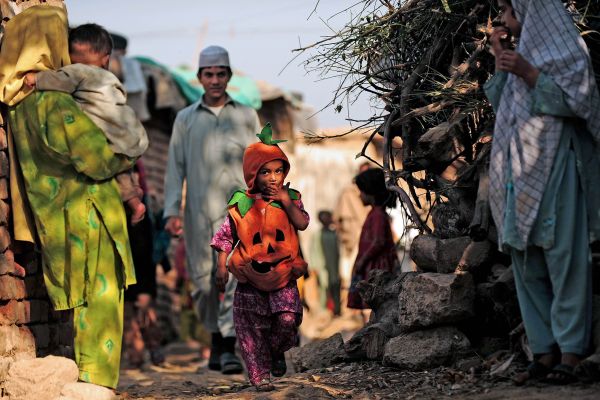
[
  {"left": 228, "top": 190, "right": 255, "bottom": 217},
  {"left": 256, "top": 123, "right": 287, "bottom": 145}
]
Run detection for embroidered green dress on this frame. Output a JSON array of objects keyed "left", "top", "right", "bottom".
[{"left": 9, "top": 91, "right": 136, "bottom": 388}]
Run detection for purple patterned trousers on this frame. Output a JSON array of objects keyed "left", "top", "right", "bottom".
[{"left": 233, "top": 281, "right": 302, "bottom": 385}]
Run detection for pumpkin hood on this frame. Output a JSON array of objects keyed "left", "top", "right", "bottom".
[{"left": 243, "top": 123, "right": 290, "bottom": 191}]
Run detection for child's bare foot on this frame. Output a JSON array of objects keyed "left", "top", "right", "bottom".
[{"left": 128, "top": 198, "right": 146, "bottom": 225}]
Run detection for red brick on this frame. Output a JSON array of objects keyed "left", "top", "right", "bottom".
[
  {"left": 0, "top": 178, "right": 7, "bottom": 200},
  {"left": 0, "top": 128, "right": 7, "bottom": 151},
  {"left": 0, "top": 200, "right": 9, "bottom": 226},
  {"left": 0, "top": 226, "right": 10, "bottom": 252},
  {"left": 0, "top": 251, "right": 14, "bottom": 276},
  {"left": 0, "top": 152, "right": 7, "bottom": 179},
  {"left": 0, "top": 300, "right": 18, "bottom": 325},
  {"left": 0, "top": 275, "right": 26, "bottom": 300}
]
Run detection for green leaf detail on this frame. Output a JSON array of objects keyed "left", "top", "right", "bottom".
[
  {"left": 228, "top": 190, "right": 255, "bottom": 217},
  {"left": 288, "top": 188, "right": 300, "bottom": 200},
  {"left": 88, "top": 209, "right": 99, "bottom": 230},
  {"left": 228, "top": 190, "right": 248, "bottom": 206},
  {"left": 68, "top": 233, "right": 84, "bottom": 251},
  {"left": 104, "top": 338, "right": 114, "bottom": 354},
  {"left": 256, "top": 122, "right": 287, "bottom": 145},
  {"left": 78, "top": 309, "right": 88, "bottom": 331},
  {"left": 46, "top": 177, "right": 59, "bottom": 200},
  {"left": 63, "top": 113, "right": 75, "bottom": 124},
  {"left": 97, "top": 273, "right": 108, "bottom": 296}
]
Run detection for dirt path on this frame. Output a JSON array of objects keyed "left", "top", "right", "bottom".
[{"left": 117, "top": 341, "right": 600, "bottom": 400}]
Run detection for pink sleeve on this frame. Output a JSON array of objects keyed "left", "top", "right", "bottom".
[
  {"left": 210, "top": 217, "right": 234, "bottom": 253},
  {"left": 295, "top": 199, "right": 310, "bottom": 225}
]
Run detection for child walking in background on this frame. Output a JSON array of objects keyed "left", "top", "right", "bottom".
[
  {"left": 347, "top": 168, "right": 398, "bottom": 314},
  {"left": 24, "top": 23, "right": 148, "bottom": 224},
  {"left": 309, "top": 210, "right": 341, "bottom": 316},
  {"left": 486, "top": 0, "right": 600, "bottom": 385},
  {"left": 211, "top": 124, "right": 309, "bottom": 391}
]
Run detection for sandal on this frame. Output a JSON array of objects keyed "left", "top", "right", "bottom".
[
  {"left": 271, "top": 353, "right": 287, "bottom": 377},
  {"left": 545, "top": 363, "right": 579, "bottom": 385},
  {"left": 575, "top": 359, "right": 600, "bottom": 383},
  {"left": 220, "top": 351, "right": 244, "bottom": 375},
  {"left": 513, "top": 360, "right": 553, "bottom": 386},
  {"left": 255, "top": 378, "right": 275, "bottom": 392}
]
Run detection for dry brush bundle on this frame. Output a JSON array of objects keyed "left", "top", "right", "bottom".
[{"left": 297, "top": 0, "right": 600, "bottom": 239}]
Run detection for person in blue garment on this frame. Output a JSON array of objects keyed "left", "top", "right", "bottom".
[{"left": 485, "top": 0, "right": 600, "bottom": 385}]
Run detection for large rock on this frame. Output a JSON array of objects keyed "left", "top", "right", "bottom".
[
  {"left": 344, "top": 323, "right": 389, "bottom": 361},
  {"left": 355, "top": 270, "right": 406, "bottom": 309},
  {"left": 474, "top": 266, "right": 520, "bottom": 336},
  {"left": 288, "top": 333, "right": 347, "bottom": 372},
  {"left": 356, "top": 271, "right": 412, "bottom": 335},
  {"left": 398, "top": 273, "right": 474, "bottom": 331},
  {"left": 3, "top": 355, "right": 78, "bottom": 400},
  {"left": 410, "top": 235, "right": 471, "bottom": 273},
  {"left": 382, "top": 326, "right": 471, "bottom": 370},
  {"left": 59, "top": 382, "right": 118, "bottom": 400},
  {"left": 455, "top": 239, "right": 493, "bottom": 274}
]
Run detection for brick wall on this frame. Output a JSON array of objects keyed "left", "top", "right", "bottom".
[{"left": 0, "top": 108, "right": 73, "bottom": 391}]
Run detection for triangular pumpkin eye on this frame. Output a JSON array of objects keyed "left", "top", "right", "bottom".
[
  {"left": 253, "top": 232, "right": 262, "bottom": 245},
  {"left": 267, "top": 243, "right": 275, "bottom": 254},
  {"left": 276, "top": 229, "right": 285, "bottom": 241}
]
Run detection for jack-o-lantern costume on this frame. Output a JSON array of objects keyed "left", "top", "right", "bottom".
[{"left": 210, "top": 124, "right": 309, "bottom": 387}]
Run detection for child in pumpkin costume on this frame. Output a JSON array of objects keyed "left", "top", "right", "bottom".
[{"left": 211, "top": 124, "right": 309, "bottom": 391}]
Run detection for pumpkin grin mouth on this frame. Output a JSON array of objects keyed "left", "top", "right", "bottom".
[{"left": 251, "top": 256, "right": 291, "bottom": 273}]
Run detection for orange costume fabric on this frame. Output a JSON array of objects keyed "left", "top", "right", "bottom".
[{"left": 227, "top": 141, "right": 307, "bottom": 291}]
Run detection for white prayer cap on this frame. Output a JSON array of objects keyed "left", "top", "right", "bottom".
[{"left": 198, "top": 45, "right": 230, "bottom": 69}]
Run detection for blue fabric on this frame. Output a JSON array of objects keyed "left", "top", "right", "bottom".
[
  {"left": 510, "top": 145, "right": 592, "bottom": 354},
  {"left": 485, "top": 71, "right": 596, "bottom": 355}
]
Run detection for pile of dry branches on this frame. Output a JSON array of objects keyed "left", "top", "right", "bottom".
[{"left": 297, "top": 0, "right": 600, "bottom": 238}]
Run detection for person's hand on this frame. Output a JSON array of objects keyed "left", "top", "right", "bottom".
[
  {"left": 263, "top": 182, "right": 291, "bottom": 204},
  {"left": 489, "top": 26, "right": 510, "bottom": 58},
  {"left": 498, "top": 50, "right": 540, "bottom": 88},
  {"left": 165, "top": 216, "right": 183, "bottom": 237},
  {"left": 24, "top": 72, "right": 37, "bottom": 88},
  {"left": 215, "top": 264, "right": 229, "bottom": 292}
]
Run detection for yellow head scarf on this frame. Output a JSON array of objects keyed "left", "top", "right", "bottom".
[{"left": 0, "top": 5, "right": 70, "bottom": 106}]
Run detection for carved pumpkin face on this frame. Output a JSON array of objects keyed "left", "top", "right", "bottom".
[
  {"left": 238, "top": 198, "right": 297, "bottom": 273},
  {"left": 228, "top": 197, "right": 306, "bottom": 291}
]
